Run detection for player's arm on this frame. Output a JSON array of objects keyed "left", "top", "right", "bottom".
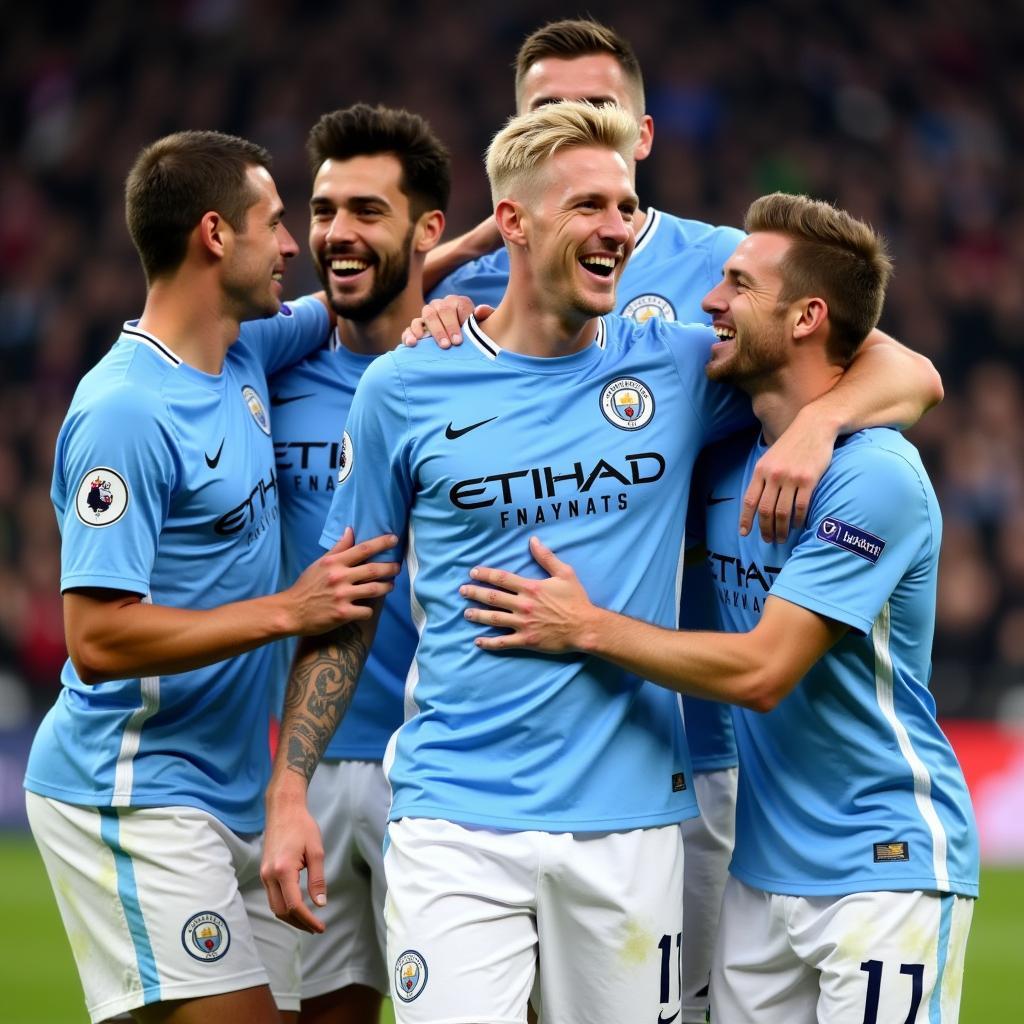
[
  {"left": 745, "top": 330, "right": 942, "bottom": 541},
  {"left": 422, "top": 214, "right": 501, "bottom": 294},
  {"left": 261, "top": 606, "right": 382, "bottom": 933},
  {"left": 461, "top": 537, "right": 847, "bottom": 712},
  {"left": 63, "top": 528, "right": 398, "bottom": 683}
]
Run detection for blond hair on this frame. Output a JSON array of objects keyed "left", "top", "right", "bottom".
[
  {"left": 745, "top": 192, "right": 893, "bottom": 364},
  {"left": 485, "top": 101, "right": 639, "bottom": 206}
]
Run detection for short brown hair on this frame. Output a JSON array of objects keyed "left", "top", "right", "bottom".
[
  {"left": 514, "top": 18, "right": 645, "bottom": 112},
  {"left": 125, "top": 130, "right": 271, "bottom": 282},
  {"left": 745, "top": 192, "right": 893, "bottom": 365},
  {"left": 306, "top": 104, "right": 451, "bottom": 218}
]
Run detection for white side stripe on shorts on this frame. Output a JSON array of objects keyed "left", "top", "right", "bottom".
[{"left": 872, "top": 601, "right": 950, "bottom": 890}]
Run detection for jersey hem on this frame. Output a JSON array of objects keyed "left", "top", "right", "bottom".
[
  {"left": 729, "top": 866, "right": 979, "bottom": 899},
  {"left": 322, "top": 750, "right": 387, "bottom": 763},
  {"left": 691, "top": 757, "right": 740, "bottom": 772},
  {"left": 21, "top": 779, "right": 265, "bottom": 835},
  {"left": 60, "top": 572, "right": 151, "bottom": 595},
  {"left": 387, "top": 803, "right": 698, "bottom": 832}
]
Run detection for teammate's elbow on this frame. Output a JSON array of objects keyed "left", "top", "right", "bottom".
[
  {"left": 67, "top": 638, "right": 118, "bottom": 684},
  {"left": 735, "top": 667, "right": 792, "bottom": 714}
]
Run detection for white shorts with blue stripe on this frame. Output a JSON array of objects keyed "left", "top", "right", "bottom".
[
  {"left": 25, "top": 792, "right": 300, "bottom": 1023},
  {"left": 709, "top": 876, "right": 974, "bottom": 1024}
]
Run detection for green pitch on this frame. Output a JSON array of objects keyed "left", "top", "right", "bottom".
[{"left": 0, "top": 834, "right": 1017, "bottom": 1022}]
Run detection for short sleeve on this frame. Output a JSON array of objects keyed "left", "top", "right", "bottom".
[
  {"left": 319, "top": 352, "right": 413, "bottom": 561},
  {"left": 770, "top": 446, "right": 934, "bottom": 634},
  {"left": 237, "top": 294, "right": 330, "bottom": 377},
  {"left": 653, "top": 320, "right": 756, "bottom": 444},
  {"left": 55, "top": 387, "right": 179, "bottom": 595}
]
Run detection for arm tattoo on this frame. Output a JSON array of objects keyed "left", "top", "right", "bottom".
[{"left": 281, "top": 621, "right": 370, "bottom": 783}]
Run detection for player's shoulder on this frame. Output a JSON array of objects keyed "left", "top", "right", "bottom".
[
  {"left": 646, "top": 209, "right": 745, "bottom": 251},
  {"left": 824, "top": 428, "right": 935, "bottom": 506},
  {"left": 432, "top": 247, "right": 510, "bottom": 294},
  {"left": 71, "top": 328, "right": 176, "bottom": 418}
]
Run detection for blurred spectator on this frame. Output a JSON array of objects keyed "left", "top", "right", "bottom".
[{"left": 0, "top": 0, "right": 1020, "bottom": 717}]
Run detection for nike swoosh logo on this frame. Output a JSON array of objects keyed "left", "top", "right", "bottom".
[
  {"left": 205, "top": 439, "right": 225, "bottom": 469},
  {"left": 445, "top": 416, "right": 498, "bottom": 440},
  {"left": 657, "top": 1011, "right": 680, "bottom": 1024},
  {"left": 270, "top": 393, "right": 314, "bottom": 406},
  {"left": 706, "top": 493, "right": 733, "bottom": 506}
]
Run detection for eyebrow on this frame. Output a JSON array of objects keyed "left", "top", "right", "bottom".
[
  {"left": 727, "top": 267, "right": 755, "bottom": 286},
  {"left": 531, "top": 95, "right": 619, "bottom": 109},
  {"left": 309, "top": 193, "right": 392, "bottom": 208}
]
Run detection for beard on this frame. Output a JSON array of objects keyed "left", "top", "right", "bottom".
[
  {"left": 320, "top": 225, "right": 415, "bottom": 322},
  {"left": 705, "top": 316, "right": 788, "bottom": 385}
]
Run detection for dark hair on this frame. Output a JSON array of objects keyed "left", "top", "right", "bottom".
[
  {"left": 125, "top": 130, "right": 271, "bottom": 282},
  {"left": 306, "top": 104, "right": 451, "bottom": 217},
  {"left": 745, "top": 192, "right": 894, "bottom": 365},
  {"left": 515, "top": 18, "right": 645, "bottom": 111}
]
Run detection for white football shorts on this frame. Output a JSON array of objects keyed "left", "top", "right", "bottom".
[
  {"left": 300, "top": 758, "right": 390, "bottom": 999},
  {"left": 26, "top": 792, "right": 300, "bottom": 1023},
  {"left": 679, "top": 766, "right": 737, "bottom": 1023},
  {"left": 709, "top": 875, "right": 974, "bottom": 1023},
  {"left": 383, "top": 816, "right": 685, "bottom": 1024}
]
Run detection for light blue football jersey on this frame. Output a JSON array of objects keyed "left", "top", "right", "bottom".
[
  {"left": 270, "top": 329, "right": 414, "bottom": 760},
  {"left": 432, "top": 208, "right": 746, "bottom": 773},
  {"left": 24, "top": 296, "right": 329, "bottom": 833},
  {"left": 320, "top": 313, "right": 753, "bottom": 832},
  {"left": 700, "top": 428, "right": 979, "bottom": 897}
]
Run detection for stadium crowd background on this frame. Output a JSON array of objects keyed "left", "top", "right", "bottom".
[{"left": 0, "top": 0, "right": 1021, "bottom": 734}]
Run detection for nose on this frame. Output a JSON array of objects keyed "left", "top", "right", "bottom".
[
  {"left": 701, "top": 280, "right": 726, "bottom": 314},
  {"left": 599, "top": 208, "right": 632, "bottom": 248},
  {"left": 325, "top": 211, "right": 357, "bottom": 247},
  {"left": 279, "top": 222, "right": 300, "bottom": 259}
]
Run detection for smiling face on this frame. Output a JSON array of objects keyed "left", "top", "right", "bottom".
[
  {"left": 518, "top": 144, "right": 638, "bottom": 319},
  {"left": 517, "top": 53, "right": 653, "bottom": 162},
  {"left": 309, "top": 152, "right": 419, "bottom": 322},
  {"left": 701, "top": 232, "right": 794, "bottom": 384},
  {"left": 221, "top": 165, "right": 298, "bottom": 320}
]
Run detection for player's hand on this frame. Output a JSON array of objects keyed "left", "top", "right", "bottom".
[
  {"left": 741, "top": 411, "right": 834, "bottom": 542},
  {"left": 260, "top": 786, "right": 327, "bottom": 934},
  {"left": 461, "top": 536, "right": 594, "bottom": 652},
  {"left": 286, "top": 527, "right": 398, "bottom": 635},
  {"left": 400, "top": 295, "right": 495, "bottom": 348}
]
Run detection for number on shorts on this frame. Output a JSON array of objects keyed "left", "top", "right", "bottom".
[
  {"left": 658, "top": 932, "right": 682, "bottom": 1006},
  {"left": 860, "top": 959, "right": 925, "bottom": 1024}
]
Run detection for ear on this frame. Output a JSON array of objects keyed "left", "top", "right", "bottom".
[
  {"left": 635, "top": 113, "right": 654, "bottom": 162},
  {"left": 495, "top": 199, "right": 528, "bottom": 248},
  {"left": 197, "top": 211, "right": 230, "bottom": 259},
  {"left": 792, "top": 296, "right": 829, "bottom": 340},
  {"left": 413, "top": 210, "right": 445, "bottom": 253}
]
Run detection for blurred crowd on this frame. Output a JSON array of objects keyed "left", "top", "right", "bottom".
[{"left": 1, "top": 0, "right": 1021, "bottom": 723}]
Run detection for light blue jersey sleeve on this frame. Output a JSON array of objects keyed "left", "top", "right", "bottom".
[
  {"left": 55, "top": 383, "right": 178, "bottom": 595},
  {"left": 319, "top": 351, "right": 413, "bottom": 561},
  {"left": 427, "top": 247, "right": 510, "bottom": 307},
  {"left": 707, "top": 226, "right": 746, "bottom": 281},
  {"left": 770, "top": 436, "right": 935, "bottom": 635},
  {"left": 650, "top": 319, "right": 755, "bottom": 444},
  {"left": 236, "top": 294, "right": 330, "bottom": 377}
]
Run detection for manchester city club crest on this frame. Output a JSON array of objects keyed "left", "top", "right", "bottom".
[
  {"left": 181, "top": 911, "right": 230, "bottom": 962},
  {"left": 622, "top": 293, "right": 676, "bottom": 324},
  {"left": 600, "top": 377, "right": 656, "bottom": 430},
  {"left": 242, "top": 384, "right": 271, "bottom": 435},
  {"left": 337, "top": 430, "right": 354, "bottom": 484},
  {"left": 394, "top": 949, "right": 428, "bottom": 1002},
  {"left": 74, "top": 466, "right": 130, "bottom": 528}
]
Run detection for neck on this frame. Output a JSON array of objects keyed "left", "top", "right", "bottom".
[
  {"left": 136, "top": 273, "right": 242, "bottom": 375},
  {"left": 748, "top": 358, "right": 845, "bottom": 444},
  {"left": 482, "top": 263, "right": 601, "bottom": 357},
  {"left": 336, "top": 286, "right": 427, "bottom": 357}
]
